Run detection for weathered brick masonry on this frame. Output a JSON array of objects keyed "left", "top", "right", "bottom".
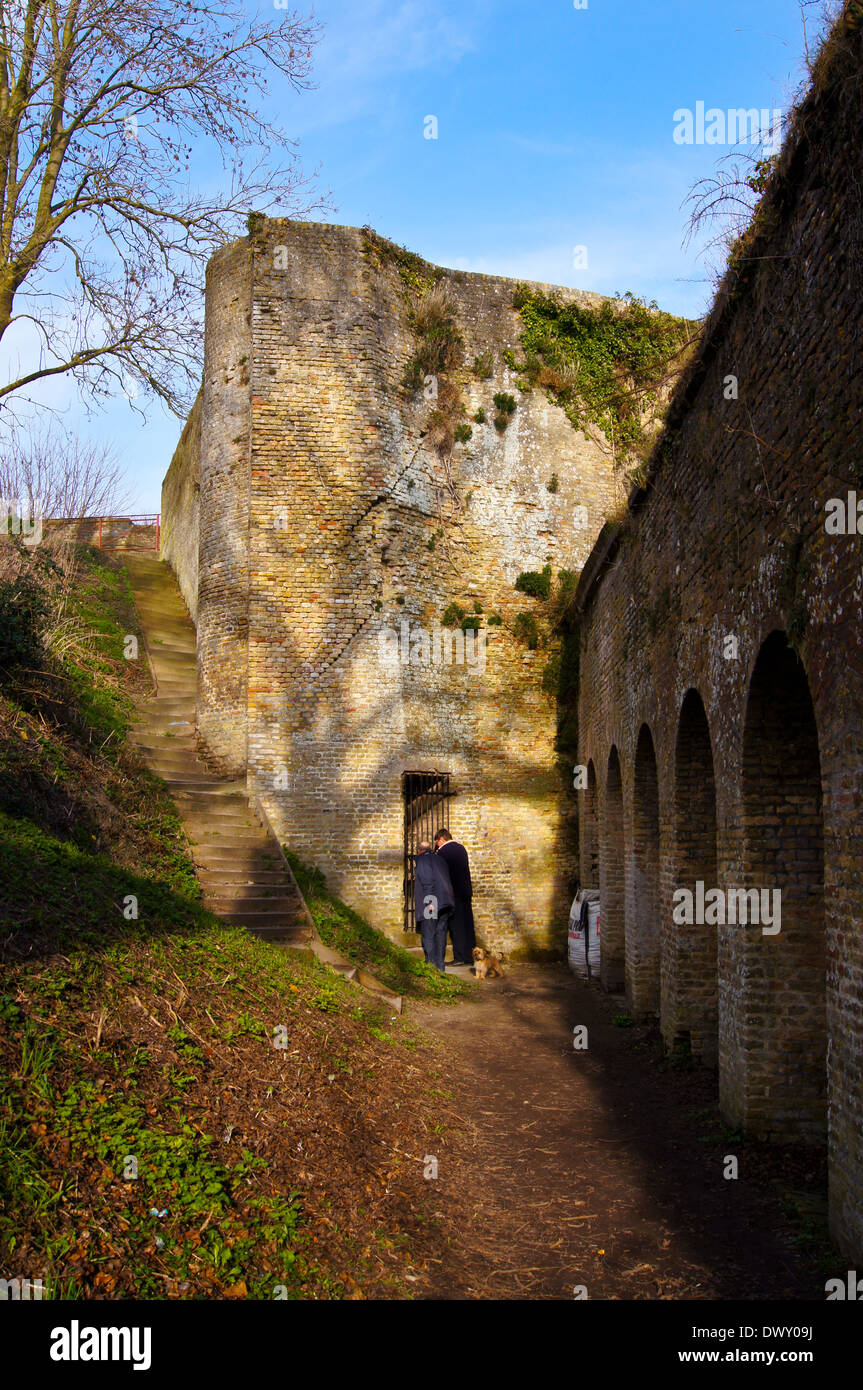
[
  {"left": 161, "top": 392, "right": 201, "bottom": 622},
  {"left": 574, "top": 29, "right": 863, "bottom": 1259},
  {"left": 163, "top": 221, "right": 627, "bottom": 955}
]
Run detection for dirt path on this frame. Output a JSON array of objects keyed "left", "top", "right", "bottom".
[{"left": 410, "top": 964, "right": 829, "bottom": 1301}]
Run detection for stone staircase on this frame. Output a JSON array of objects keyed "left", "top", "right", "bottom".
[
  {"left": 122, "top": 553, "right": 403, "bottom": 1010},
  {"left": 123, "top": 554, "right": 311, "bottom": 947}
]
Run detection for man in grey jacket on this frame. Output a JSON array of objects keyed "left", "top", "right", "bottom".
[{"left": 414, "top": 840, "right": 454, "bottom": 973}]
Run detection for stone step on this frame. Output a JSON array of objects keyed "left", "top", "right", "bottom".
[
  {"left": 208, "top": 903, "right": 304, "bottom": 922},
  {"left": 148, "top": 684, "right": 196, "bottom": 698},
  {"left": 189, "top": 832, "right": 271, "bottom": 847},
  {"left": 132, "top": 742, "right": 198, "bottom": 758},
  {"left": 168, "top": 795, "right": 250, "bottom": 811},
  {"left": 190, "top": 828, "right": 279, "bottom": 850},
  {"left": 135, "top": 742, "right": 203, "bottom": 757},
  {"left": 188, "top": 831, "right": 273, "bottom": 847},
  {"left": 141, "top": 761, "right": 215, "bottom": 779},
  {"left": 225, "top": 910, "right": 307, "bottom": 928},
  {"left": 151, "top": 780, "right": 236, "bottom": 796},
  {"left": 132, "top": 716, "right": 197, "bottom": 730},
  {"left": 131, "top": 719, "right": 196, "bottom": 732},
  {"left": 207, "top": 906, "right": 301, "bottom": 922},
  {"left": 158, "top": 783, "right": 247, "bottom": 795},
  {"left": 171, "top": 795, "right": 252, "bottom": 811},
  {"left": 246, "top": 926, "right": 312, "bottom": 943},
  {"left": 196, "top": 870, "right": 291, "bottom": 886},
  {"left": 135, "top": 730, "right": 197, "bottom": 743},
  {"left": 206, "top": 889, "right": 299, "bottom": 905},
  {"left": 187, "top": 824, "right": 269, "bottom": 839},
  {"left": 143, "top": 638, "right": 196, "bottom": 652},
  {"left": 192, "top": 850, "right": 282, "bottom": 870}
]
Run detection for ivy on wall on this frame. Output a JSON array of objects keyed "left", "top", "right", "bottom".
[{"left": 510, "top": 286, "right": 696, "bottom": 475}]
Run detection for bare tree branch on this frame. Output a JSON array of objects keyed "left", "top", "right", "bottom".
[
  {"left": 0, "top": 418, "right": 131, "bottom": 516},
  {"left": 0, "top": 0, "right": 328, "bottom": 425}
]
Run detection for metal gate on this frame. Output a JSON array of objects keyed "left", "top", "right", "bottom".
[
  {"left": 402, "top": 771, "right": 452, "bottom": 933},
  {"left": 97, "top": 515, "right": 160, "bottom": 552}
]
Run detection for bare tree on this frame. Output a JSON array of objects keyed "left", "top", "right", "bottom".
[
  {"left": 0, "top": 419, "right": 130, "bottom": 516},
  {"left": 682, "top": 149, "right": 780, "bottom": 284},
  {"left": 682, "top": 2, "right": 843, "bottom": 287},
  {"left": 0, "top": 0, "right": 325, "bottom": 422}
]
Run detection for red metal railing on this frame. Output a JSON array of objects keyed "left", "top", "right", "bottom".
[{"left": 96, "top": 515, "right": 160, "bottom": 552}]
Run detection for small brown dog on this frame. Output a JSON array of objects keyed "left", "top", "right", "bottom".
[{"left": 472, "top": 946, "right": 505, "bottom": 980}]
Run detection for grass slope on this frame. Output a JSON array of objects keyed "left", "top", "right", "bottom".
[
  {"left": 0, "top": 543, "right": 466, "bottom": 1299},
  {"left": 287, "top": 852, "right": 468, "bottom": 1002}
]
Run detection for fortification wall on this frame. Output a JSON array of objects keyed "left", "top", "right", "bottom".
[
  {"left": 575, "top": 25, "right": 863, "bottom": 1259},
  {"left": 196, "top": 241, "right": 253, "bottom": 774},
  {"left": 161, "top": 219, "right": 629, "bottom": 953},
  {"left": 160, "top": 391, "right": 201, "bottom": 620},
  {"left": 240, "top": 219, "right": 624, "bottom": 952}
]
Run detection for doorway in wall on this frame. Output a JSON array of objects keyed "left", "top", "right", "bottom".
[{"left": 402, "top": 771, "right": 452, "bottom": 933}]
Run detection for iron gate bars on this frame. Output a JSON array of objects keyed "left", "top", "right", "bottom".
[{"left": 402, "top": 771, "right": 452, "bottom": 933}]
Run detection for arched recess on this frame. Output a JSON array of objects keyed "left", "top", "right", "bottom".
[
  {"left": 582, "top": 759, "right": 600, "bottom": 887},
  {"left": 630, "top": 724, "right": 660, "bottom": 1016},
  {"left": 672, "top": 689, "right": 719, "bottom": 1063},
  {"left": 741, "top": 631, "right": 825, "bottom": 1140},
  {"left": 599, "top": 746, "right": 625, "bottom": 991}
]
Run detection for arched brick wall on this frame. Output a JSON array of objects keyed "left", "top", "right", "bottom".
[
  {"left": 670, "top": 689, "right": 718, "bottom": 1063},
  {"left": 630, "top": 724, "right": 660, "bottom": 1017},
  {"left": 573, "top": 18, "right": 863, "bottom": 1259},
  {"left": 582, "top": 759, "right": 599, "bottom": 887},
  {"left": 739, "top": 631, "right": 825, "bottom": 1142},
  {"left": 600, "top": 746, "right": 625, "bottom": 992}
]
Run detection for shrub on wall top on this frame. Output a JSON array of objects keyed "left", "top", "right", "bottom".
[{"left": 515, "top": 565, "right": 552, "bottom": 601}]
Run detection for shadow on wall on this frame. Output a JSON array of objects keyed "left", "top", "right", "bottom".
[{"left": 195, "top": 551, "right": 579, "bottom": 958}]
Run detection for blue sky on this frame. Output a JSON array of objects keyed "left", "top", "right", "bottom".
[{"left": 13, "top": 0, "right": 830, "bottom": 511}]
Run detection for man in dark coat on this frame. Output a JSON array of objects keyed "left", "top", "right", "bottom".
[
  {"left": 434, "top": 827, "right": 476, "bottom": 966},
  {"left": 414, "top": 840, "right": 454, "bottom": 973}
]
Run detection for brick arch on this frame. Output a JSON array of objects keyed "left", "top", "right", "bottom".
[
  {"left": 582, "top": 759, "right": 600, "bottom": 887},
  {"left": 672, "top": 688, "right": 718, "bottom": 1062},
  {"left": 740, "top": 630, "right": 825, "bottom": 1140},
  {"left": 629, "top": 723, "right": 660, "bottom": 1016},
  {"left": 600, "top": 745, "right": 625, "bottom": 991}
]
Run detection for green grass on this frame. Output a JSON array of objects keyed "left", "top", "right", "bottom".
[
  {"left": 0, "top": 800, "right": 428, "bottom": 1297},
  {"left": 0, "top": 805, "right": 354, "bottom": 1296},
  {"left": 285, "top": 851, "right": 469, "bottom": 1002},
  {"left": 0, "top": 542, "right": 458, "bottom": 1300}
]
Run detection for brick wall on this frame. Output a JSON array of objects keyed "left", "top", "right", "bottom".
[
  {"left": 574, "top": 24, "right": 863, "bottom": 1259},
  {"left": 161, "top": 392, "right": 201, "bottom": 621},
  {"left": 196, "top": 241, "right": 253, "bottom": 774},
  {"left": 165, "top": 219, "right": 628, "bottom": 956}
]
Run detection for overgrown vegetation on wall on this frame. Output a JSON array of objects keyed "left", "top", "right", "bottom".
[
  {"left": 686, "top": 2, "right": 863, "bottom": 298},
  {"left": 509, "top": 287, "right": 695, "bottom": 480},
  {"left": 361, "top": 225, "right": 444, "bottom": 301},
  {"left": 508, "top": 563, "right": 581, "bottom": 762}
]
